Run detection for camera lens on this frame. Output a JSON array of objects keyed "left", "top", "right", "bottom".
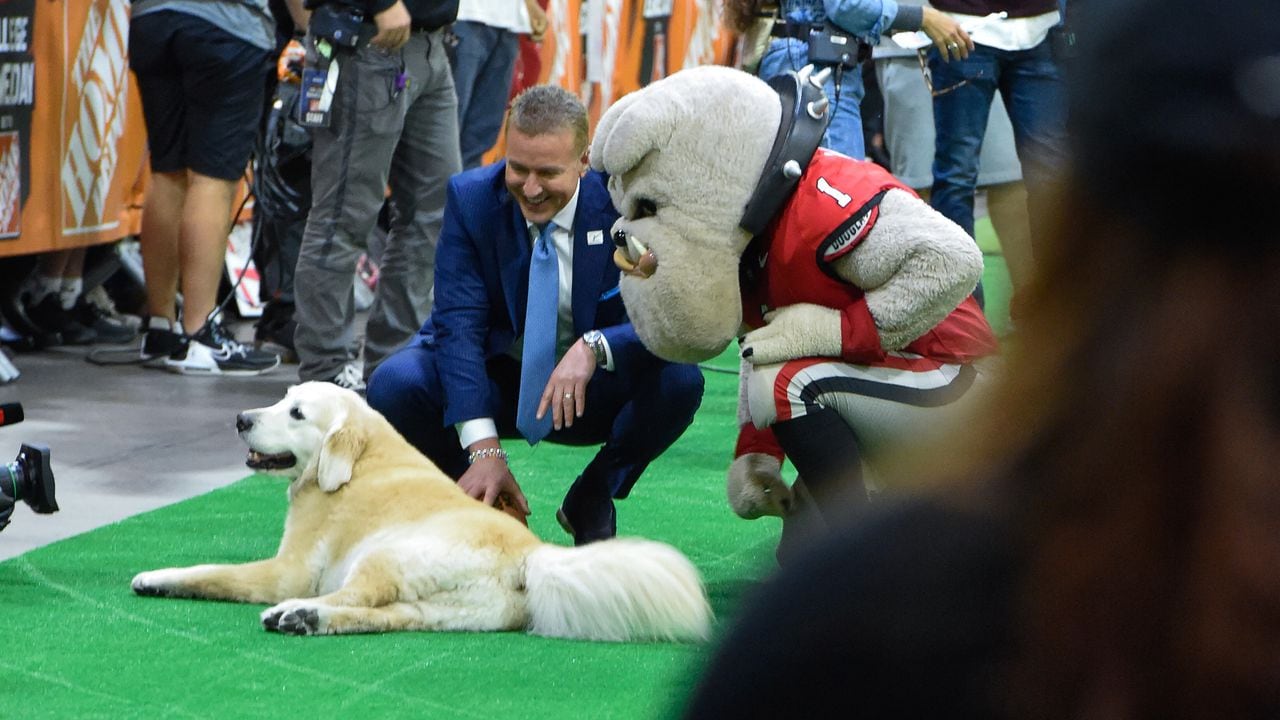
[{"left": 2, "top": 443, "right": 58, "bottom": 515}]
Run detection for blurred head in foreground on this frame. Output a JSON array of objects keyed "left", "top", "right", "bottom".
[
  {"left": 683, "top": 0, "right": 1280, "bottom": 716},
  {"left": 980, "top": 0, "right": 1280, "bottom": 713}
]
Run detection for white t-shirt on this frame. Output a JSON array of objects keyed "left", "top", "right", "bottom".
[
  {"left": 456, "top": 0, "right": 532, "bottom": 33},
  {"left": 877, "top": 4, "right": 1060, "bottom": 58}
]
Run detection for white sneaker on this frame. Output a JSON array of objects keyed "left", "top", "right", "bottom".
[
  {"left": 165, "top": 320, "right": 280, "bottom": 376},
  {"left": 329, "top": 362, "right": 366, "bottom": 393}
]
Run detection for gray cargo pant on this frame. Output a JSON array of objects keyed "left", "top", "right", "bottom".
[{"left": 294, "top": 29, "right": 461, "bottom": 382}]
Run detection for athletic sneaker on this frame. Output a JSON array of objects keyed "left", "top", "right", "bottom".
[
  {"left": 253, "top": 301, "right": 297, "bottom": 364},
  {"left": 77, "top": 286, "right": 139, "bottom": 344},
  {"left": 26, "top": 295, "right": 95, "bottom": 345},
  {"left": 165, "top": 320, "right": 280, "bottom": 376},
  {"left": 140, "top": 317, "right": 186, "bottom": 368},
  {"left": 329, "top": 362, "right": 366, "bottom": 393}
]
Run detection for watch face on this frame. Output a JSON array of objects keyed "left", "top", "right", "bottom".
[{"left": 584, "top": 331, "right": 606, "bottom": 363}]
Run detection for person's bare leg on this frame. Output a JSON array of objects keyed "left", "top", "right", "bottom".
[
  {"left": 61, "top": 247, "right": 86, "bottom": 282},
  {"left": 55, "top": 247, "right": 88, "bottom": 310},
  {"left": 177, "top": 171, "right": 238, "bottom": 335},
  {"left": 140, "top": 170, "right": 187, "bottom": 324},
  {"left": 986, "top": 181, "right": 1033, "bottom": 291},
  {"left": 36, "top": 249, "right": 71, "bottom": 278},
  {"left": 22, "top": 249, "right": 71, "bottom": 310}
]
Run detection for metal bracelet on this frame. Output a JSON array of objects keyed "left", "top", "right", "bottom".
[{"left": 467, "top": 447, "right": 508, "bottom": 464}]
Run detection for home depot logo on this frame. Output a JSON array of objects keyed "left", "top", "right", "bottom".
[
  {"left": 0, "top": 131, "right": 19, "bottom": 238},
  {"left": 680, "top": 0, "right": 722, "bottom": 69},
  {"left": 60, "top": 0, "right": 129, "bottom": 233},
  {"left": 543, "top": 0, "right": 576, "bottom": 91}
]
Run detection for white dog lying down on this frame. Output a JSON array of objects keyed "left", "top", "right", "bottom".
[{"left": 131, "top": 382, "right": 712, "bottom": 641}]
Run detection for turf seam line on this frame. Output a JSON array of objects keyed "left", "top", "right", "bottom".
[
  {"left": 0, "top": 659, "right": 206, "bottom": 718},
  {"left": 14, "top": 557, "right": 492, "bottom": 716}
]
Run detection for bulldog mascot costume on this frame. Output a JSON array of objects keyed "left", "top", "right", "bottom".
[{"left": 590, "top": 65, "right": 998, "bottom": 559}]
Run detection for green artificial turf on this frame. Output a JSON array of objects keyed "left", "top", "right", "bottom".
[
  {"left": 976, "top": 217, "right": 1014, "bottom": 337},
  {"left": 1, "top": 251, "right": 1012, "bottom": 720},
  {"left": 0, "top": 354, "right": 779, "bottom": 720}
]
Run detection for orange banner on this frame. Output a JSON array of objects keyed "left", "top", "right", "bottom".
[
  {"left": 4, "top": 1, "right": 735, "bottom": 257},
  {"left": 483, "top": 0, "right": 736, "bottom": 163},
  {"left": 1, "top": 0, "right": 149, "bottom": 259}
]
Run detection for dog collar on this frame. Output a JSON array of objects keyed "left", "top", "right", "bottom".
[{"left": 739, "top": 66, "right": 832, "bottom": 237}]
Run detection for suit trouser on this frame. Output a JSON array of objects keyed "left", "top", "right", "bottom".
[
  {"left": 366, "top": 342, "right": 705, "bottom": 500},
  {"left": 293, "top": 31, "right": 461, "bottom": 382}
]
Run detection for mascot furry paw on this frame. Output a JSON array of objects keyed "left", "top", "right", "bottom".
[
  {"left": 726, "top": 452, "right": 792, "bottom": 519},
  {"left": 591, "top": 65, "right": 997, "bottom": 530}
]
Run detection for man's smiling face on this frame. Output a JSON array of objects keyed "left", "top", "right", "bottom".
[{"left": 504, "top": 126, "right": 587, "bottom": 226}]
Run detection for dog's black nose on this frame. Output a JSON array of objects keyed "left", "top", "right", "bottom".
[
  {"left": 612, "top": 228, "right": 628, "bottom": 249},
  {"left": 236, "top": 413, "right": 253, "bottom": 433}
]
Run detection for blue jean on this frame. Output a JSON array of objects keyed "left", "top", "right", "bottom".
[
  {"left": 928, "top": 40, "right": 1067, "bottom": 252},
  {"left": 450, "top": 21, "right": 520, "bottom": 169},
  {"left": 758, "top": 38, "right": 867, "bottom": 159}
]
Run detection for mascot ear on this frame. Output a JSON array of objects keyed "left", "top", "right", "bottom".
[
  {"left": 312, "top": 409, "right": 365, "bottom": 493},
  {"left": 590, "top": 89, "right": 674, "bottom": 177}
]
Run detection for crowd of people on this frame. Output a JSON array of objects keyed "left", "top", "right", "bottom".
[
  {"left": 4, "top": 0, "right": 1054, "bottom": 380},
  {"left": 2, "top": 0, "right": 546, "bottom": 389},
  {"left": 4, "top": 0, "right": 1278, "bottom": 713}
]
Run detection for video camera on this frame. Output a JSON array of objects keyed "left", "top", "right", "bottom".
[{"left": 0, "top": 403, "right": 58, "bottom": 532}]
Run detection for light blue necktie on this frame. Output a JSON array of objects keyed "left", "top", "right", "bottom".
[{"left": 516, "top": 223, "right": 559, "bottom": 444}]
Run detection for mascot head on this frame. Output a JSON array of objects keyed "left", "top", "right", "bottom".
[{"left": 590, "top": 65, "right": 829, "bottom": 363}]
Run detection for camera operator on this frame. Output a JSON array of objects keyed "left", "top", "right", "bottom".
[
  {"left": 0, "top": 403, "right": 58, "bottom": 533},
  {"left": 291, "top": 0, "right": 461, "bottom": 392},
  {"left": 725, "top": 0, "right": 973, "bottom": 159}
]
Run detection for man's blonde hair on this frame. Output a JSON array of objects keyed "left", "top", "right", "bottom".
[{"left": 506, "top": 85, "right": 590, "bottom": 154}]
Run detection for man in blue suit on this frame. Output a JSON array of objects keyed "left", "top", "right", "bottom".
[{"left": 367, "top": 85, "right": 704, "bottom": 545}]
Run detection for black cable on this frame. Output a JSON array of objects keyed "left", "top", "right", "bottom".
[
  {"left": 207, "top": 173, "right": 260, "bottom": 324},
  {"left": 696, "top": 362, "right": 740, "bottom": 375},
  {"left": 85, "top": 172, "right": 264, "bottom": 366}
]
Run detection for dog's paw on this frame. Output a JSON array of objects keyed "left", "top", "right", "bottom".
[
  {"left": 262, "top": 601, "right": 323, "bottom": 636},
  {"left": 277, "top": 607, "right": 321, "bottom": 635},
  {"left": 131, "top": 569, "right": 184, "bottom": 597},
  {"left": 260, "top": 606, "right": 283, "bottom": 631}
]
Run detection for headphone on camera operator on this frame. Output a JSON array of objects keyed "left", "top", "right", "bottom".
[{"left": 0, "top": 402, "right": 58, "bottom": 533}]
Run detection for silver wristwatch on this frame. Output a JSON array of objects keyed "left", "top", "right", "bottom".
[{"left": 582, "top": 330, "right": 608, "bottom": 366}]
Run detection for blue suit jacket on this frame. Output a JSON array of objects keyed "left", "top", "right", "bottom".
[{"left": 421, "top": 162, "right": 644, "bottom": 427}]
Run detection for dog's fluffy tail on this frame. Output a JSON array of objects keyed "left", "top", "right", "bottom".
[{"left": 524, "top": 539, "right": 712, "bottom": 643}]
